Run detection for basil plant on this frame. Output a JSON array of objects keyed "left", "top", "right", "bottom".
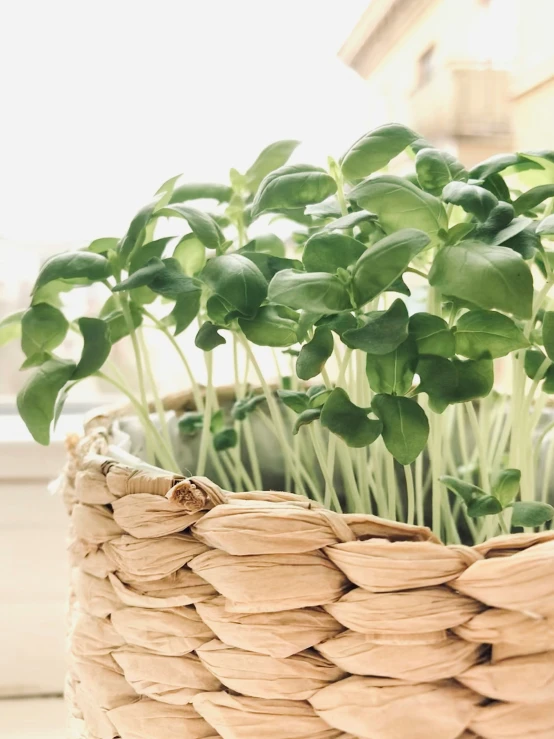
[{"left": 4, "top": 124, "right": 554, "bottom": 544}]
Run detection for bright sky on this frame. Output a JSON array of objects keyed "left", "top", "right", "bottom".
[{"left": 0, "top": 0, "right": 370, "bottom": 245}]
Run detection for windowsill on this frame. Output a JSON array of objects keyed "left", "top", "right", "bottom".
[
  {"left": 0, "top": 414, "right": 84, "bottom": 443},
  {"left": 0, "top": 415, "right": 85, "bottom": 481}
]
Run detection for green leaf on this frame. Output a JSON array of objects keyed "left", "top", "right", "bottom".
[
  {"left": 0, "top": 310, "right": 23, "bottom": 347},
  {"left": 513, "top": 184, "right": 554, "bottom": 215},
  {"left": 544, "top": 367, "right": 554, "bottom": 394},
  {"left": 251, "top": 164, "right": 337, "bottom": 218},
  {"left": 129, "top": 236, "right": 176, "bottom": 273},
  {"left": 213, "top": 428, "right": 238, "bottom": 452},
  {"left": 73, "top": 317, "right": 112, "bottom": 380},
  {"left": 157, "top": 204, "right": 225, "bottom": 251},
  {"left": 417, "top": 357, "right": 494, "bottom": 412},
  {"left": 349, "top": 175, "right": 447, "bottom": 244},
  {"left": 444, "top": 222, "right": 477, "bottom": 246},
  {"left": 172, "top": 233, "right": 206, "bottom": 276},
  {"left": 442, "top": 182, "right": 498, "bottom": 222},
  {"left": 482, "top": 174, "right": 512, "bottom": 203},
  {"left": 415, "top": 148, "right": 468, "bottom": 195},
  {"left": 502, "top": 223, "right": 541, "bottom": 260},
  {"left": 194, "top": 322, "right": 226, "bottom": 351},
  {"left": 439, "top": 475, "right": 487, "bottom": 505},
  {"left": 147, "top": 258, "right": 200, "bottom": 299},
  {"left": 239, "top": 251, "right": 302, "bottom": 281},
  {"left": 206, "top": 295, "right": 233, "bottom": 326},
  {"left": 246, "top": 233, "right": 286, "bottom": 257},
  {"left": 100, "top": 298, "right": 143, "bottom": 344},
  {"left": 17, "top": 357, "right": 77, "bottom": 445},
  {"left": 492, "top": 468, "right": 521, "bottom": 507},
  {"left": 239, "top": 305, "right": 299, "bottom": 347},
  {"left": 178, "top": 412, "right": 204, "bottom": 436},
  {"left": 343, "top": 298, "right": 409, "bottom": 354},
  {"left": 305, "top": 197, "right": 342, "bottom": 219},
  {"left": 277, "top": 389, "right": 310, "bottom": 414},
  {"left": 202, "top": 254, "right": 268, "bottom": 317},
  {"left": 487, "top": 217, "right": 533, "bottom": 246},
  {"left": 308, "top": 387, "right": 332, "bottom": 408},
  {"left": 87, "top": 237, "right": 119, "bottom": 254},
  {"left": 118, "top": 200, "right": 159, "bottom": 263},
  {"left": 302, "top": 232, "right": 366, "bottom": 273},
  {"left": 511, "top": 501, "right": 554, "bottom": 528},
  {"left": 245, "top": 140, "right": 300, "bottom": 194},
  {"left": 470, "top": 153, "right": 541, "bottom": 180},
  {"left": 409, "top": 313, "right": 454, "bottom": 358},
  {"left": 351, "top": 229, "right": 430, "bottom": 306},
  {"left": 537, "top": 214, "right": 554, "bottom": 236},
  {"left": 524, "top": 348, "right": 548, "bottom": 379},
  {"left": 320, "top": 387, "right": 382, "bottom": 448},
  {"left": 542, "top": 311, "right": 554, "bottom": 361},
  {"left": 365, "top": 336, "right": 417, "bottom": 395},
  {"left": 268, "top": 270, "right": 352, "bottom": 313},
  {"left": 211, "top": 409, "right": 225, "bottom": 434},
  {"left": 341, "top": 124, "right": 419, "bottom": 181},
  {"left": 33, "top": 252, "right": 111, "bottom": 293},
  {"left": 316, "top": 312, "right": 357, "bottom": 337},
  {"left": 290, "top": 408, "right": 320, "bottom": 434},
  {"left": 387, "top": 276, "right": 411, "bottom": 297},
  {"left": 20, "top": 353, "right": 50, "bottom": 369},
  {"left": 169, "top": 182, "right": 232, "bottom": 204},
  {"left": 467, "top": 496, "right": 504, "bottom": 517},
  {"left": 372, "top": 394, "right": 429, "bottom": 465},
  {"left": 296, "top": 327, "right": 333, "bottom": 380},
  {"left": 113, "top": 259, "right": 166, "bottom": 292},
  {"left": 21, "top": 304, "right": 68, "bottom": 358},
  {"left": 323, "top": 210, "right": 377, "bottom": 232},
  {"left": 167, "top": 290, "right": 202, "bottom": 336},
  {"left": 232, "top": 394, "right": 266, "bottom": 421},
  {"left": 439, "top": 476, "right": 502, "bottom": 517},
  {"left": 429, "top": 241, "right": 533, "bottom": 319},
  {"left": 454, "top": 310, "right": 529, "bottom": 359}
]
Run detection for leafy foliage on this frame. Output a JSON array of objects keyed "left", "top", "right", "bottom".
[{"left": 8, "top": 124, "right": 554, "bottom": 545}]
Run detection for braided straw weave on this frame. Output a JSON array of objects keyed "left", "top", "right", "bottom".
[{"left": 59, "top": 407, "right": 554, "bottom": 739}]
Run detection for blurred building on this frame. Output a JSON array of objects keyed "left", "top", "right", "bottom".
[{"left": 340, "top": 0, "right": 554, "bottom": 165}]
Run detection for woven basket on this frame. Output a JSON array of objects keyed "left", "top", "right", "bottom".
[{"left": 59, "top": 394, "right": 554, "bottom": 739}]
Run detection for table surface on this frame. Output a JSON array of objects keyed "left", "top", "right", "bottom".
[{"left": 0, "top": 698, "right": 65, "bottom": 738}]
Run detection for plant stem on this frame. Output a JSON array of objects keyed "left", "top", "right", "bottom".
[
  {"left": 404, "top": 465, "right": 415, "bottom": 526},
  {"left": 415, "top": 453, "right": 424, "bottom": 527},
  {"left": 238, "top": 335, "right": 305, "bottom": 494},
  {"left": 142, "top": 309, "right": 204, "bottom": 411},
  {"left": 96, "top": 371, "right": 180, "bottom": 474},
  {"left": 197, "top": 350, "right": 213, "bottom": 477},
  {"left": 309, "top": 425, "right": 341, "bottom": 511},
  {"left": 115, "top": 294, "right": 155, "bottom": 462},
  {"left": 137, "top": 327, "right": 172, "bottom": 449}
]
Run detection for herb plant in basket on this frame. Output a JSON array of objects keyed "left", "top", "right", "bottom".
[{"left": 3, "top": 124, "right": 554, "bottom": 738}]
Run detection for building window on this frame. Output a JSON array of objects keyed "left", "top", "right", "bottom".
[{"left": 418, "top": 45, "right": 435, "bottom": 88}]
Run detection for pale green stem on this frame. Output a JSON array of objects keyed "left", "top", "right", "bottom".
[
  {"left": 541, "top": 432, "right": 554, "bottom": 504},
  {"left": 137, "top": 327, "right": 172, "bottom": 450},
  {"left": 142, "top": 308, "right": 204, "bottom": 410},
  {"left": 415, "top": 453, "right": 424, "bottom": 527},
  {"left": 142, "top": 310, "right": 231, "bottom": 487},
  {"left": 116, "top": 294, "right": 154, "bottom": 463},
  {"left": 404, "top": 465, "right": 415, "bottom": 526},
  {"left": 196, "top": 351, "right": 213, "bottom": 477},
  {"left": 96, "top": 371, "right": 180, "bottom": 474},
  {"left": 256, "top": 412, "right": 321, "bottom": 500},
  {"left": 309, "top": 425, "right": 342, "bottom": 512},
  {"left": 239, "top": 335, "right": 305, "bottom": 494}
]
